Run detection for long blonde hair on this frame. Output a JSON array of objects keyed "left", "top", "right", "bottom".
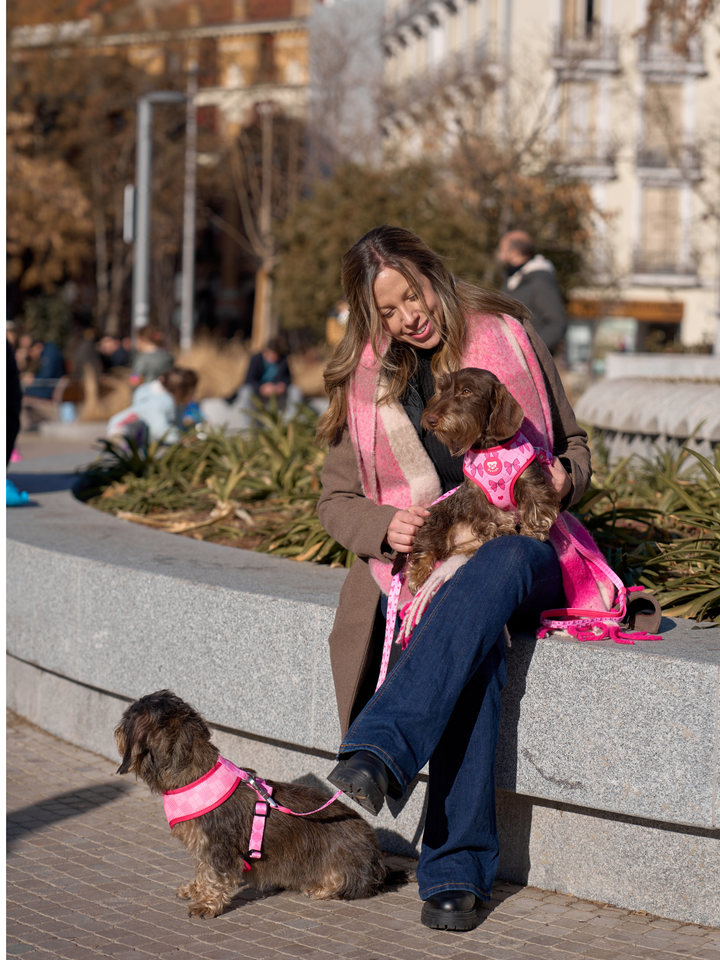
[{"left": 316, "top": 225, "right": 529, "bottom": 445}]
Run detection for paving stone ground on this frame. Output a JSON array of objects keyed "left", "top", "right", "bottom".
[{"left": 7, "top": 710, "right": 720, "bottom": 960}]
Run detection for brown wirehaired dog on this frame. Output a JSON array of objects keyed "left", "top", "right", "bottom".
[
  {"left": 116, "top": 690, "right": 388, "bottom": 918},
  {"left": 405, "top": 367, "right": 560, "bottom": 593}
]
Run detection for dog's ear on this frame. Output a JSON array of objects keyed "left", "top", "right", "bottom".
[
  {"left": 488, "top": 383, "right": 524, "bottom": 441},
  {"left": 116, "top": 708, "right": 155, "bottom": 775}
]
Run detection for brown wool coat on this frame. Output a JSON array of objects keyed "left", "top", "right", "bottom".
[{"left": 318, "top": 320, "right": 592, "bottom": 736}]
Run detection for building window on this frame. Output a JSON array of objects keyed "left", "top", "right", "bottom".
[
  {"left": 563, "top": 0, "right": 595, "bottom": 36},
  {"left": 639, "top": 82, "right": 682, "bottom": 168},
  {"left": 560, "top": 80, "right": 598, "bottom": 161},
  {"left": 637, "top": 187, "right": 681, "bottom": 274}
]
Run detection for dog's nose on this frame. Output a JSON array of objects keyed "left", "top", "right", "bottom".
[{"left": 424, "top": 413, "right": 438, "bottom": 428}]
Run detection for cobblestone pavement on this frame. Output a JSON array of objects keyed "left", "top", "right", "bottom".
[{"left": 7, "top": 711, "right": 720, "bottom": 960}]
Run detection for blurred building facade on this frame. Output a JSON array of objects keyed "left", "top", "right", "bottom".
[
  {"left": 381, "top": 0, "right": 720, "bottom": 356},
  {"left": 9, "top": 0, "right": 313, "bottom": 341}
]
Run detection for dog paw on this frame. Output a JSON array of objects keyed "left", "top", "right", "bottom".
[
  {"left": 187, "top": 901, "right": 223, "bottom": 919},
  {"left": 176, "top": 884, "right": 194, "bottom": 900}
]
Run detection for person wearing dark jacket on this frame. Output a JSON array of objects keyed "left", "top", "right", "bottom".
[
  {"left": 244, "top": 339, "right": 293, "bottom": 399},
  {"left": 200, "top": 338, "right": 303, "bottom": 432},
  {"left": 497, "top": 231, "right": 567, "bottom": 353},
  {"left": 22, "top": 341, "right": 66, "bottom": 399}
]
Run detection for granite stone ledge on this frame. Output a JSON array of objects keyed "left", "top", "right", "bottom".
[{"left": 6, "top": 481, "right": 720, "bottom": 836}]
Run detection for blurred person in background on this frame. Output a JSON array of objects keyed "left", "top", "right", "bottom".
[
  {"left": 129, "top": 326, "right": 173, "bottom": 387},
  {"left": 106, "top": 367, "right": 198, "bottom": 449},
  {"left": 71, "top": 324, "right": 103, "bottom": 380},
  {"left": 12, "top": 332, "right": 35, "bottom": 375},
  {"left": 200, "top": 337, "right": 303, "bottom": 432},
  {"left": 99, "top": 335, "right": 132, "bottom": 372},
  {"left": 496, "top": 231, "right": 566, "bottom": 354},
  {"left": 19, "top": 338, "right": 66, "bottom": 431},
  {"left": 22, "top": 340, "right": 66, "bottom": 398}
]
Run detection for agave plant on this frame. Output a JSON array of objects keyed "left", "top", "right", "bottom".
[
  {"left": 574, "top": 438, "right": 720, "bottom": 622},
  {"left": 77, "top": 414, "right": 719, "bottom": 619}
]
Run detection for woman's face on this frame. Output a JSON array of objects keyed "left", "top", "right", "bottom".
[{"left": 373, "top": 267, "right": 442, "bottom": 350}]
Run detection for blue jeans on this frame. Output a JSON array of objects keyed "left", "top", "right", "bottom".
[{"left": 339, "top": 536, "right": 564, "bottom": 902}]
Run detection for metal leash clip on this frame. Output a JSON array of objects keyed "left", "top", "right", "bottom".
[{"left": 243, "top": 771, "right": 279, "bottom": 808}]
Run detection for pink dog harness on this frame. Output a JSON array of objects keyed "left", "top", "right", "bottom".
[
  {"left": 162, "top": 756, "right": 341, "bottom": 870},
  {"left": 463, "top": 431, "right": 537, "bottom": 509},
  {"left": 375, "top": 438, "right": 661, "bottom": 690}
]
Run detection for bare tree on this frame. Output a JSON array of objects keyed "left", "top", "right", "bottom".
[{"left": 207, "top": 106, "right": 305, "bottom": 350}]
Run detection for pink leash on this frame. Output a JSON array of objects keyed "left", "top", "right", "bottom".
[
  {"left": 376, "top": 483, "right": 460, "bottom": 691},
  {"left": 162, "top": 756, "right": 342, "bottom": 870}
]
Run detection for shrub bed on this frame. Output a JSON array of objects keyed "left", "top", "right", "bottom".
[{"left": 74, "top": 411, "right": 719, "bottom": 622}]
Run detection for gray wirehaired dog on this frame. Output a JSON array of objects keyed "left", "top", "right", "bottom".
[{"left": 116, "top": 690, "right": 389, "bottom": 918}]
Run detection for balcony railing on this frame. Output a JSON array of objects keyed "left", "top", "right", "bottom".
[
  {"left": 636, "top": 143, "right": 702, "bottom": 179},
  {"left": 637, "top": 33, "right": 705, "bottom": 74},
  {"left": 551, "top": 24, "right": 619, "bottom": 69},
  {"left": 562, "top": 139, "right": 616, "bottom": 165},
  {"left": 632, "top": 249, "right": 698, "bottom": 277},
  {"left": 553, "top": 139, "right": 616, "bottom": 179}
]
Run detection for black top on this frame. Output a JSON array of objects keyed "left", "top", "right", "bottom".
[
  {"left": 244, "top": 353, "right": 292, "bottom": 391},
  {"left": 401, "top": 345, "right": 465, "bottom": 494}
]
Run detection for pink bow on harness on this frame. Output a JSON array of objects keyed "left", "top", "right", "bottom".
[
  {"left": 162, "top": 756, "right": 342, "bottom": 870},
  {"left": 463, "top": 431, "right": 537, "bottom": 509}
]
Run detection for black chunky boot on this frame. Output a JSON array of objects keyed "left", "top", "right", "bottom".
[
  {"left": 327, "top": 750, "right": 390, "bottom": 816},
  {"left": 421, "top": 890, "right": 479, "bottom": 931}
]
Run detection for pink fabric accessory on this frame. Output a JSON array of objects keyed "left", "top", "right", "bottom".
[
  {"left": 345, "top": 314, "right": 662, "bottom": 660},
  {"left": 463, "top": 431, "right": 536, "bottom": 510},
  {"left": 162, "top": 756, "right": 342, "bottom": 870},
  {"left": 162, "top": 757, "right": 241, "bottom": 828}
]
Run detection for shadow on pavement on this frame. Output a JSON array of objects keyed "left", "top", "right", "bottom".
[
  {"left": 7, "top": 781, "right": 134, "bottom": 849},
  {"left": 7, "top": 471, "right": 79, "bottom": 494}
]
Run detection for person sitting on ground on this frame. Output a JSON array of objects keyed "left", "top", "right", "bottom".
[
  {"left": 22, "top": 340, "right": 66, "bottom": 399},
  {"left": 200, "top": 337, "right": 303, "bottom": 432},
  {"left": 129, "top": 326, "right": 173, "bottom": 387},
  {"left": 106, "top": 367, "right": 198, "bottom": 449},
  {"left": 21, "top": 339, "right": 67, "bottom": 431}
]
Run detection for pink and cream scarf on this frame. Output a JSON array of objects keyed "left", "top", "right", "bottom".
[{"left": 345, "top": 313, "right": 642, "bottom": 642}]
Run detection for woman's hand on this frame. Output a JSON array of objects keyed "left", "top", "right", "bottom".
[
  {"left": 386, "top": 505, "right": 431, "bottom": 553},
  {"left": 541, "top": 457, "right": 572, "bottom": 500}
]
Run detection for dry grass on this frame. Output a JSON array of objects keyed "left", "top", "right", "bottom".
[
  {"left": 175, "top": 339, "right": 328, "bottom": 400},
  {"left": 78, "top": 368, "right": 133, "bottom": 421},
  {"left": 175, "top": 339, "right": 250, "bottom": 400},
  {"left": 288, "top": 353, "right": 327, "bottom": 398}
]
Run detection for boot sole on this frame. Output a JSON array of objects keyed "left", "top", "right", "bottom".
[
  {"left": 421, "top": 902, "right": 479, "bottom": 931},
  {"left": 327, "top": 763, "right": 384, "bottom": 816}
]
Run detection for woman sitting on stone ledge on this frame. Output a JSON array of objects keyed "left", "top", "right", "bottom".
[{"left": 316, "top": 225, "right": 591, "bottom": 932}]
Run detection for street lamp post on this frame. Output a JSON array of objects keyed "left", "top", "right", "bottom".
[
  {"left": 180, "top": 55, "right": 199, "bottom": 352},
  {"left": 131, "top": 91, "right": 186, "bottom": 335}
]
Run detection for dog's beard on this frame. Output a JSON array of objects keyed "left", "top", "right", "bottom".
[{"left": 428, "top": 416, "right": 490, "bottom": 458}]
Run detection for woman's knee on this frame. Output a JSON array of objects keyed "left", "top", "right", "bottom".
[{"left": 470, "top": 534, "right": 556, "bottom": 571}]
